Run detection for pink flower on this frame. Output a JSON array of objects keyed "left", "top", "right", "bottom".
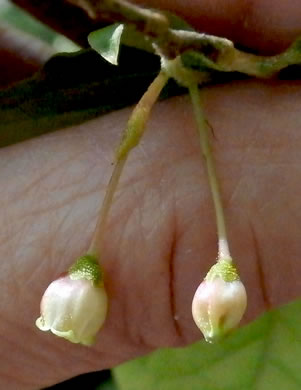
[
  {"left": 36, "top": 275, "right": 108, "bottom": 346},
  {"left": 192, "top": 277, "right": 247, "bottom": 343}
]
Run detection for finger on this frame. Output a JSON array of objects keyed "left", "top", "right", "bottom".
[
  {"left": 1, "top": 79, "right": 301, "bottom": 388},
  {"left": 0, "top": 23, "right": 54, "bottom": 87},
  {"left": 135, "top": 0, "right": 301, "bottom": 54},
  {"left": 10, "top": 0, "right": 301, "bottom": 53},
  {"left": 11, "top": 0, "right": 106, "bottom": 47}
]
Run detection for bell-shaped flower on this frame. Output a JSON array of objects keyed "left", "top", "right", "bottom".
[
  {"left": 192, "top": 260, "right": 247, "bottom": 343},
  {"left": 36, "top": 255, "right": 108, "bottom": 346}
]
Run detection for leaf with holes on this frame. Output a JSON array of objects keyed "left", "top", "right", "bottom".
[{"left": 114, "top": 298, "right": 301, "bottom": 390}]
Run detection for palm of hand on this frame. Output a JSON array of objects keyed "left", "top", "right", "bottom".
[{"left": 1, "top": 76, "right": 301, "bottom": 388}]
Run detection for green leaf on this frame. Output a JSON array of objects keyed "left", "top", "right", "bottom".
[
  {"left": 0, "top": 2, "right": 58, "bottom": 44},
  {"left": 114, "top": 298, "right": 301, "bottom": 390},
  {"left": 0, "top": 47, "right": 187, "bottom": 147},
  {"left": 0, "top": 48, "right": 154, "bottom": 147},
  {"left": 88, "top": 24, "right": 124, "bottom": 65}
]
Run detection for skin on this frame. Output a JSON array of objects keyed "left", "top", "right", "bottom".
[
  {"left": 1, "top": 1, "right": 301, "bottom": 388},
  {"left": 0, "top": 24, "right": 54, "bottom": 87},
  {"left": 135, "top": 0, "right": 301, "bottom": 54}
]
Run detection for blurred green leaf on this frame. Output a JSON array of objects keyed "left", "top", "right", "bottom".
[
  {"left": 114, "top": 298, "right": 301, "bottom": 390},
  {"left": 88, "top": 24, "right": 124, "bottom": 65},
  {"left": 0, "top": 2, "right": 57, "bottom": 44},
  {"left": 0, "top": 1, "right": 80, "bottom": 51},
  {"left": 0, "top": 47, "right": 186, "bottom": 147}
]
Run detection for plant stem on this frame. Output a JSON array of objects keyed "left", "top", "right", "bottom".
[
  {"left": 69, "top": 0, "right": 169, "bottom": 37},
  {"left": 69, "top": 0, "right": 232, "bottom": 59},
  {"left": 88, "top": 71, "right": 168, "bottom": 257},
  {"left": 88, "top": 157, "right": 126, "bottom": 257},
  {"left": 189, "top": 84, "right": 231, "bottom": 261}
]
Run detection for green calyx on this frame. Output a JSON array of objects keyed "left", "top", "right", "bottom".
[
  {"left": 205, "top": 259, "right": 239, "bottom": 283},
  {"left": 69, "top": 254, "right": 103, "bottom": 286}
]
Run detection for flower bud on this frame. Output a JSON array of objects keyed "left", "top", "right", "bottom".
[
  {"left": 192, "top": 260, "right": 247, "bottom": 343},
  {"left": 36, "top": 255, "right": 108, "bottom": 346}
]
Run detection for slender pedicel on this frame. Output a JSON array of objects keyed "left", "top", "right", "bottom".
[
  {"left": 189, "top": 84, "right": 247, "bottom": 342},
  {"left": 88, "top": 71, "right": 169, "bottom": 257},
  {"left": 189, "top": 84, "right": 230, "bottom": 261}
]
